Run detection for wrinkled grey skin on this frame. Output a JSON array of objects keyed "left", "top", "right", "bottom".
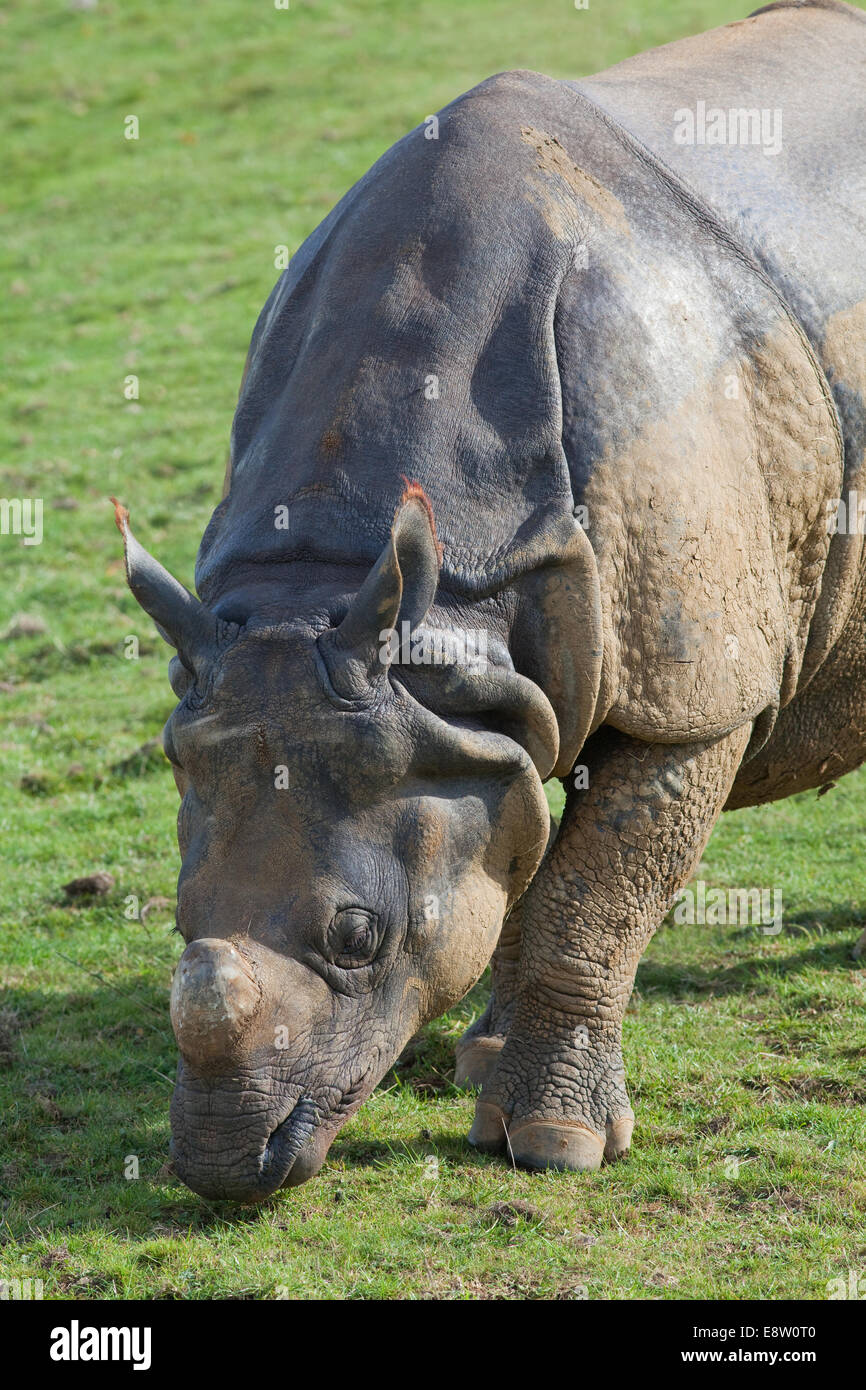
[
  {"left": 118, "top": 492, "right": 554, "bottom": 1197},
  {"left": 117, "top": 1, "right": 866, "bottom": 1198}
]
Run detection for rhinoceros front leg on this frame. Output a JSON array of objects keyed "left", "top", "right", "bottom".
[{"left": 469, "top": 722, "right": 751, "bottom": 1171}]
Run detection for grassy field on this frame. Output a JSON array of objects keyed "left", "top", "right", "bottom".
[{"left": 1, "top": 0, "right": 865, "bottom": 1300}]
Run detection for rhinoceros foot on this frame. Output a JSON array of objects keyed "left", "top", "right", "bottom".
[
  {"left": 467, "top": 1028, "right": 635, "bottom": 1172},
  {"left": 469, "top": 1098, "right": 634, "bottom": 1171}
]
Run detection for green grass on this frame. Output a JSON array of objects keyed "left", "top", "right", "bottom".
[{"left": 2, "top": 0, "right": 865, "bottom": 1300}]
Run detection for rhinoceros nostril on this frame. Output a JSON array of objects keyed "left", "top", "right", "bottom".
[{"left": 170, "top": 937, "right": 261, "bottom": 1062}]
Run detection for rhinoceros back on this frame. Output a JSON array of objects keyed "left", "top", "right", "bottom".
[
  {"left": 197, "top": 72, "right": 583, "bottom": 604},
  {"left": 198, "top": 35, "right": 854, "bottom": 753}
]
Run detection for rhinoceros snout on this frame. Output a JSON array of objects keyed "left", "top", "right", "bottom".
[
  {"left": 170, "top": 937, "right": 261, "bottom": 1065},
  {"left": 169, "top": 1068, "right": 329, "bottom": 1201}
]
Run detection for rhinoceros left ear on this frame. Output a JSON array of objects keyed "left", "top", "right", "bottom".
[
  {"left": 319, "top": 482, "right": 441, "bottom": 700},
  {"left": 319, "top": 485, "right": 560, "bottom": 777},
  {"left": 111, "top": 498, "right": 235, "bottom": 681}
]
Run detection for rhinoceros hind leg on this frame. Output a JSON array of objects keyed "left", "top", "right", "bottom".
[
  {"left": 454, "top": 901, "right": 525, "bottom": 1088},
  {"left": 454, "top": 1036, "right": 505, "bottom": 1091},
  {"left": 469, "top": 724, "right": 751, "bottom": 1173}
]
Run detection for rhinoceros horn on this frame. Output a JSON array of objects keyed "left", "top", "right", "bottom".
[
  {"left": 111, "top": 497, "right": 231, "bottom": 680},
  {"left": 320, "top": 482, "right": 560, "bottom": 778}
]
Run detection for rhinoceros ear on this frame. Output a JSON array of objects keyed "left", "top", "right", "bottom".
[
  {"left": 395, "top": 636, "right": 560, "bottom": 780},
  {"left": 319, "top": 485, "right": 559, "bottom": 776},
  {"left": 111, "top": 498, "right": 234, "bottom": 681},
  {"left": 319, "top": 481, "right": 441, "bottom": 700}
]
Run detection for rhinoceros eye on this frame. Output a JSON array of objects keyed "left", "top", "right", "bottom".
[{"left": 329, "top": 909, "right": 379, "bottom": 968}]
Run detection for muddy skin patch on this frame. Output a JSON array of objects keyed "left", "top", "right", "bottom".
[{"left": 520, "top": 125, "right": 631, "bottom": 240}]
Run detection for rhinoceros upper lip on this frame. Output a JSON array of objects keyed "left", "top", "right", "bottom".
[
  {"left": 261, "top": 1068, "right": 375, "bottom": 1186},
  {"left": 261, "top": 1095, "right": 319, "bottom": 1184}
]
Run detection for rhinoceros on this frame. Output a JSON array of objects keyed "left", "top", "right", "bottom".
[{"left": 114, "top": 0, "right": 866, "bottom": 1200}]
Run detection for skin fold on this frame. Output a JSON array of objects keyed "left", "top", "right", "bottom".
[{"left": 115, "top": 1, "right": 866, "bottom": 1198}]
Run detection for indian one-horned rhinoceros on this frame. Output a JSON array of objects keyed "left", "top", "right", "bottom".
[{"left": 113, "top": 0, "right": 866, "bottom": 1200}]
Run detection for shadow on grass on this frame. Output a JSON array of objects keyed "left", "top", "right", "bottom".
[
  {"left": 7, "top": 916, "right": 858, "bottom": 1235},
  {"left": 328, "top": 1130, "right": 482, "bottom": 1171},
  {"left": 783, "top": 905, "right": 866, "bottom": 935},
  {"left": 0, "top": 971, "right": 488, "bottom": 1234},
  {"left": 639, "top": 925, "right": 860, "bottom": 1000},
  {"left": 1, "top": 976, "right": 179, "bottom": 1229}
]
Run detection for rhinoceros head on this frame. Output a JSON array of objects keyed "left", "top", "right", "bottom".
[{"left": 113, "top": 487, "right": 556, "bottom": 1199}]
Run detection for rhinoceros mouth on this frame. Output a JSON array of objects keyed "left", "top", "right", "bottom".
[
  {"left": 170, "top": 1064, "right": 383, "bottom": 1198},
  {"left": 261, "top": 1095, "right": 320, "bottom": 1185},
  {"left": 261, "top": 1067, "right": 378, "bottom": 1187}
]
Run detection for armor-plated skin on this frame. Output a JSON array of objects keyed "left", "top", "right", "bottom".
[{"left": 117, "top": 1, "right": 866, "bottom": 1197}]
